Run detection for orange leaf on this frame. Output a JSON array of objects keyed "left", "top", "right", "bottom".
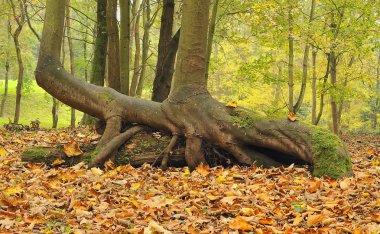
[
  {"left": 229, "top": 216, "right": 253, "bottom": 231},
  {"left": 196, "top": 163, "right": 210, "bottom": 176},
  {"left": 259, "top": 217, "right": 273, "bottom": 225},
  {"left": 287, "top": 112, "right": 298, "bottom": 122},
  {"left": 51, "top": 158, "right": 65, "bottom": 166},
  {"left": 63, "top": 139, "right": 83, "bottom": 157},
  {"left": 308, "top": 180, "right": 321, "bottom": 193},
  {"left": 307, "top": 214, "right": 324, "bottom": 227}
]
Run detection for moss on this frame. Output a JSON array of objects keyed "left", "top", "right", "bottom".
[
  {"left": 98, "top": 92, "right": 114, "bottom": 102},
  {"left": 310, "top": 126, "right": 353, "bottom": 179},
  {"left": 83, "top": 148, "right": 99, "bottom": 164},
  {"left": 22, "top": 147, "right": 50, "bottom": 163},
  {"left": 230, "top": 108, "right": 266, "bottom": 128}
]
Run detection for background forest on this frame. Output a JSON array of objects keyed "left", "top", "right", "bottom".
[{"left": 0, "top": 0, "right": 379, "bottom": 133}]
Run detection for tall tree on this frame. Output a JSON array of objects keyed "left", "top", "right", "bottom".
[
  {"left": 151, "top": 0, "right": 179, "bottom": 102},
  {"left": 9, "top": 0, "right": 25, "bottom": 124},
  {"left": 120, "top": 0, "right": 130, "bottom": 95},
  {"left": 106, "top": 0, "right": 121, "bottom": 91},
  {"left": 129, "top": 0, "right": 142, "bottom": 96},
  {"left": 136, "top": 0, "right": 151, "bottom": 97},
  {"left": 36, "top": 0, "right": 352, "bottom": 179},
  {"left": 0, "top": 15, "right": 11, "bottom": 117},
  {"left": 66, "top": 0, "right": 76, "bottom": 128},
  {"left": 205, "top": 0, "right": 219, "bottom": 81},
  {"left": 287, "top": 4, "right": 294, "bottom": 114}
]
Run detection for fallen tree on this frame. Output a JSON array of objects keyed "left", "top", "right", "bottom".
[{"left": 35, "top": 0, "right": 352, "bottom": 179}]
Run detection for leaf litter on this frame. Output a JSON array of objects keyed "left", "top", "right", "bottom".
[{"left": 0, "top": 127, "right": 379, "bottom": 233}]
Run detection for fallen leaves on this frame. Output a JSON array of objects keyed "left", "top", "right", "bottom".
[{"left": 0, "top": 129, "right": 379, "bottom": 233}]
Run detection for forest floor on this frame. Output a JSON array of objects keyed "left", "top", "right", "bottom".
[{"left": 0, "top": 127, "right": 379, "bottom": 233}]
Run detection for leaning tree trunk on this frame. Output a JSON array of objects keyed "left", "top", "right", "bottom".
[
  {"left": 10, "top": 0, "right": 25, "bottom": 124},
  {"left": 120, "top": 0, "right": 130, "bottom": 95},
  {"left": 36, "top": 0, "right": 352, "bottom": 179}
]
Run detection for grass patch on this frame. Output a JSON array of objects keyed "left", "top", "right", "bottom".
[{"left": 0, "top": 80, "right": 83, "bottom": 128}]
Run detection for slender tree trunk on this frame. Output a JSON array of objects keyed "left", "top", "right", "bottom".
[
  {"left": 311, "top": 48, "right": 317, "bottom": 124},
  {"left": 120, "top": 0, "right": 130, "bottom": 95},
  {"left": 337, "top": 57, "right": 354, "bottom": 130},
  {"left": 130, "top": 0, "right": 139, "bottom": 68},
  {"left": 130, "top": 2, "right": 142, "bottom": 97},
  {"left": 205, "top": 0, "right": 219, "bottom": 81},
  {"left": 287, "top": 6, "right": 294, "bottom": 114},
  {"left": 330, "top": 51, "right": 339, "bottom": 134},
  {"left": 314, "top": 54, "right": 330, "bottom": 125},
  {"left": 151, "top": 0, "right": 177, "bottom": 102},
  {"left": 1, "top": 16, "right": 11, "bottom": 117},
  {"left": 373, "top": 54, "right": 380, "bottom": 129},
  {"left": 66, "top": 1, "right": 76, "bottom": 128},
  {"left": 10, "top": 0, "right": 25, "bottom": 124},
  {"left": 172, "top": 0, "right": 181, "bottom": 35},
  {"left": 106, "top": 0, "right": 121, "bottom": 92},
  {"left": 91, "top": 0, "right": 107, "bottom": 86},
  {"left": 136, "top": 0, "right": 151, "bottom": 97},
  {"left": 273, "top": 65, "right": 282, "bottom": 108},
  {"left": 293, "top": 0, "right": 316, "bottom": 113}
]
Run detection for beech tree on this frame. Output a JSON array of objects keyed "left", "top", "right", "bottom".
[{"left": 35, "top": 0, "right": 352, "bottom": 178}]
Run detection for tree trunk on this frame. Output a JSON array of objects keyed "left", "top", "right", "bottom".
[
  {"left": 314, "top": 54, "right": 330, "bottom": 125},
  {"left": 205, "top": 0, "right": 219, "bottom": 81},
  {"left": 36, "top": 0, "right": 352, "bottom": 179},
  {"left": 106, "top": 0, "right": 121, "bottom": 92},
  {"left": 373, "top": 54, "right": 380, "bottom": 129},
  {"left": 10, "top": 0, "right": 25, "bottom": 124},
  {"left": 136, "top": 0, "right": 151, "bottom": 97},
  {"left": 130, "top": 1, "right": 142, "bottom": 97},
  {"left": 287, "top": 6, "right": 294, "bottom": 114},
  {"left": 0, "top": 16, "right": 11, "bottom": 117},
  {"left": 293, "top": 0, "right": 316, "bottom": 113},
  {"left": 66, "top": 1, "right": 76, "bottom": 128},
  {"left": 91, "top": 0, "right": 107, "bottom": 87},
  {"left": 151, "top": 0, "right": 179, "bottom": 102},
  {"left": 311, "top": 48, "right": 317, "bottom": 124},
  {"left": 120, "top": 0, "right": 130, "bottom": 95}
]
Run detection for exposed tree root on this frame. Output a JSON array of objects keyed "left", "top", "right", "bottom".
[
  {"left": 185, "top": 136, "right": 207, "bottom": 170},
  {"left": 158, "top": 135, "right": 179, "bottom": 170},
  {"left": 89, "top": 126, "right": 143, "bottom": 168}
]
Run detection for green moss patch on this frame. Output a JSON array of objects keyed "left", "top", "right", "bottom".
[
  {"left": 311, "top": 126, "right": 353, "bottom": 179},
  {"left": 230, "top": 108, "right": 265, "bottom": 128}
]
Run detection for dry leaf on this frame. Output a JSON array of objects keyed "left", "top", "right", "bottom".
[
  {"left": 287, "top": 112, "right": 298, "bottom": 122},
  {"left": 0, "top": 147, "right": 7, "bottom": 157},
  {"left": 229, "top": 216, "right": 253, "bottom": 231},
  {"left": 307, "top": 214, "right": 324, "bottom": 227},
  {"left": 339, "top": 178, "right": 351, "bottom": 190},
  {"left": 51, "top": 158, "right": 65, "bottom": 166},
  {"left": 63, "top": 139, "right": 83, "bottom": 157},
  {"left": 196, "top": 163, "right": 210, "bottom": 176}
]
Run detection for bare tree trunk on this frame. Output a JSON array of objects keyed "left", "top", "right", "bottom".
[
  {"left": 66, "top": 1, "right": 76, "bottom": 128},
  {"left": 130, "top": 1, "right": 142, "bottom": 97},
  {"left": 9, "top": 0, "right": 25, "bottom": 124},
  {"left": 287, "top": 6, "right": 294, "bottom": 114},
  {"left": 205, "top": 0, "right": 219, "bottom": 81},
  {"left": 311, "top": 48, "right": 317, "bottom": 124},
  {"left": 120, "top": 0, "right": 130, "bottom": 95},
  {"left": 373, "top": 54, "right": 380, "bottom": 129},
  {"left": 314, "top": 54, "right": 330, "bottom": 125},
  {"left": 0, "top": 16, "right": 11, "bottom": 117},
  {"left": 151, "top": 0, "right": 178, "bottom": 102},
  {"left": 293, "top": 0, "right": 316, "bottom": 113},
  {"left": 106, "top": 0, "right": 121, "bottom": 92}
]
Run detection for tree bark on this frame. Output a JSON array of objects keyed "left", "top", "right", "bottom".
[
  {"left": 0, "top": 16, "right": 11, "bottom": 117},
  {"left": 120, "top": 0, "right": 130, "bottom": 95},
  {"left": 311, "top": 48, "right": 317, "bottom": 124},
  {"left": 91, "top": 0, "right": 107, "bottom": 87},
  {"left": 66, "top": 0, "right": 76, "bottom": 128},
  {"left": 136, "top": 0, "right": 151, "bottom": 97},
  {"left": 106, "top": 0, "right": 121, "bottom": 92},
  {"left": 293, "top": 0, "right": 316, "bottom": 113},
  {"left": 205, "top": 0, "right": 219, "bottom": 81},
  {"left": 130, "top": 1, "right": 142, "bottom": 97},
  {"left": 151, "top": 0, "right": 178, "bottom": 102},
  {"left": 36, "top": 0, "right": 352, "bottom": 179},
  {"left": 287, "top": 6, "right": 294, "bottom": 114}
]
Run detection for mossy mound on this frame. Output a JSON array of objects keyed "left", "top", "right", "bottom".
[{"left": 311, "top": 127, "right": 353, "bottom": 179}]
